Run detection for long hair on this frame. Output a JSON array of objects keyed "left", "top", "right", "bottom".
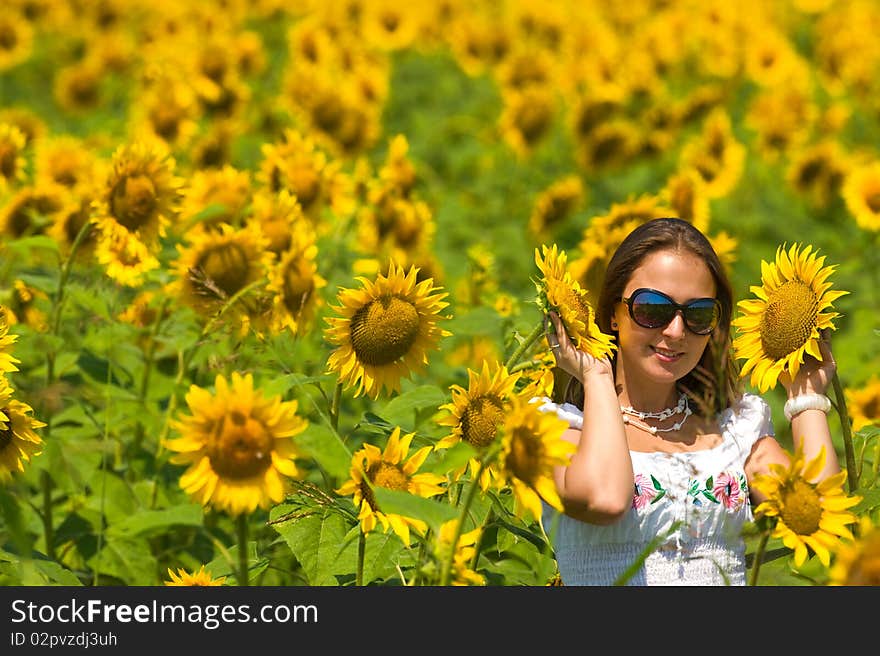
[{"left": 562, "top": 217, "right": 741, "bottom": 416}]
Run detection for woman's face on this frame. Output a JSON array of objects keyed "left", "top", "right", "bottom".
[{"left": 612, "top": 248, "right": 717, "bottom": 388}]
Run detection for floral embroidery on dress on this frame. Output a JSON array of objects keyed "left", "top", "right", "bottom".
[
  {"left": 686, "top": 470, "right": 749, "bottom": 510},
  {"left": 632, "top": 472, "right": 666, "bottom": 509}
]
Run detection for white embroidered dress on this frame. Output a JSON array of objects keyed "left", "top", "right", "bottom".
[{"left": 537, "top": 393, "right": 774, "bottom": 586}]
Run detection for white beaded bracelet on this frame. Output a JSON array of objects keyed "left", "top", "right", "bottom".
[{"left": 783, "top": 393, "right": 832, "bottom": 422}]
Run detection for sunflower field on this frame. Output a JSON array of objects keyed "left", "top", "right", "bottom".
[{"left": 0, "top": 0, "right": 879, "bottom": 588}]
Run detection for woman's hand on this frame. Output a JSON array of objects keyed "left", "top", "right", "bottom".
[
  {"left": 545, "top": 311, "right": 613, "bottom": 382},
  {"left": 780, "top": 328, "right": 837, "bottom": 397}
]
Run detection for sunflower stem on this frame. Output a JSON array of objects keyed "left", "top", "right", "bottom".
[
  {"left": 236, "top": 514, "right": 249, "bottom": 587},
  {"left": 747, "top": 530, "right": 770, "bottom": 586},
  {"left": 330, "top": 379, "right": 343, "bottom": 432},
  {"left": 40, "top": 470, "right": 55, "bottom": 562},
  {"left": 504, "top": 320, "right": 545, "bottom": 371},
  {"left": 830, "top": 372, "right": 858, "bottom": 492},
  {"left": 439, "top": 446, "right": 498, "bottom": 586}
]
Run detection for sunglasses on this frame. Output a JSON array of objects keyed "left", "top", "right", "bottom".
[{"left": 621, "top": 288, "right": 721, "bottom": 335}]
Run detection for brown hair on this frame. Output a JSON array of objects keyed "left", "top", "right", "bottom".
[{"left": 562, "top": 217, "right": 741, "bottom": 416}]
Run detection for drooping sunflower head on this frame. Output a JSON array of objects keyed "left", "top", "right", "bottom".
[
  {"left": 335, "top": 426, "right": 446, "bottom": 545},
  {"left": 845, "top": 376, "right": 880, "bottom": 432},
  {"left": 434, "top": 519, "right": 486, "bottom": 586},
  {"left": 0, "top": 378, "right": 47, "bottom": 482},
  {"left": 325, "top": 260, "right": 452, "bottom": 399},
  {"left": 732, "top": 242, "right": 849, "bottom": 393},
  {"left": 534, "top": 243, "right": 617, "bottom": 359},
  {"left": 165, "top": 565, "right": 227, "bottom": 586},
  {"left": 828, "top": 515, "right": 880, "bottom": 586},
  {"left": 164, "top": 372, "right": 309, "bottom": 517},
  {"left": 436, "top": 360, "right": 521, "bottom": 455},
  {"left": 752, "top": 445, "right": 861, "bottom": 568},
  {"left": 496, "top": 395, "right": 574, "bottom": 522}
]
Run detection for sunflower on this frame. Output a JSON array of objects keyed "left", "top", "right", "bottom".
[
  {"left": 164, "top": 371, "right": 308, "bottom": 517},
  {"left": 752, "top": 445, "right": 861, "bottom": 567},
  {"left": 679, "top": 108, "right": 746, "bottom": 199},
  {"left": 435, "top": 519, "right": 486, "bottom": 586},
  {"left": 828, "top": 515, "right": 880, "bottom": 586},
  {"left": 178, "top": 164, "right": 252, "bottom": 234},
  {"left": 165, "top": 565, "right": 227, "bottom": 586},
  {"left": 842, "top": 161, "right": 880, "bottom": 231},
  {"left": 262, "top": 240, "right": 326, "bottom": 336},
  {"left": 378, "top": 134, "right": 417, "bottom": 197},
  {"left": 662, "top": 168, "right": 710, "bottom": 234},
  {"left": 33, "top": 135, "right": 101, "bottom": 193},
  {"left": 324, "top": 260, "right": 451, "bottom": 399},
  {"left": 498, "top": 85, "right": 556, "bottom": 158},
  {"left": 93, "top": 224, "right": 160, "bottom": 288},
  {"left": 335, "top": 426, "right": 446, "bottom": 545},
  {"left": 0, "top": 313, "right": 21, "bottom": 373},
  {"left": 527, "top": 175, "right": 585, "bottom": 242},
  {"left": 0, "top": 12, "right": 33, "bottom": 72},
  {"left": 0, "top": 122, "right": 28, "bottom": 189},
  {"left": 170, "top": 222, "right": 272, "bottom": 318},
  {"left": 0, "top": 183, "right": 65, "bottom": 239},
  {"left": 496, "top": 396, "right": 574, "bottom": 521},
  {"left": 732, "top": 243, "right": 848, "bottom": 393},
  {"left": 785, "top": 140, "right": 850, "bottom": 209},
  {"left": 53, "top": 62, "right": 103, "bottom": 114},
  {"left": 249, "top": 188, "right": 310, "bottom": 257},
  {"left": 534, "top": 244, "right": 617, "bottom": 359},
  {"left": 0, "top": 377, "right": 46, "bottom": 482},
  {"left": 92, "top": 140, "right": 183, "bottom": 248},
  {"left": 845, "top": 376, "right": 880, "bottom": 432},
  {"left": 436, "top": 360, "right": 521, "bottom": 488}
]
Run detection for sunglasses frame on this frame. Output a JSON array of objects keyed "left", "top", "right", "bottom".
[{"left": 621, "top": 288, "right": 721, "bottom": 335}]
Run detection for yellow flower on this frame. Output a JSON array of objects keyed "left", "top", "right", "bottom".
[
  {"left": 164, "top": 372, "right": 308, "bottom": 517},
  {"left": 325, "top": 260, "right": 451, "bottom": 399},
  {"left": 679, "top": 108, "right": 746, "bottom": 199},
  {"left": 436, "top": 520, "right": 486, "bottom": 586},
  {"left": 94, "top": 223, "right": 159, "bottom": 288},
  {"left": 165, "top": 565, "right": 226, "bottom": 586},
  {"left": 496, "top": 396, "right": 574, "bottom": 521},
  {"left": 842, "top": 161, "right": 880, "bottom": 231},
  {"left": 752, "top": 445, "right": 861, "bottom": 568},
  {"left": 732, "top": 243, "right": 848, "bottom": 393},
  {"left": 828, "top": 516, "right": 880, "bottom": 586},
  {"left": 845, "top": 376, "right": 880, "bottom": 432},
  {"left": 527, "top": 175, "right": 585, "bottom": 242},
  {"left": 178, "top": 164, "right": 252, "bottom": 234},
  {"left": 499, "top": 85, "right": 556, "bottom": 158},
  {"left": 170, "top": 222, "right": 272, "bottom": 319},
  {"left": 0, "top": 377, "right": 46, "bottom": 482},
  {"left": 0, "top": 122, "right": 28, "bottom": 190},
  {"left": 0, "top": 12, "right": 33, "bottom": 72},
  {"left": 534, "top": 244, "right": 616, "bottom": 359},
  {"left": 0, "top": 312, "right": 21, "bottom": 374},
  {"left": 33, "top": 135, "right": 101, "bottom": 194},
  {"left": 262, "top": 240, "right": 326, "bottom": 336},
  {"left": 436, "top": 360, "right": 521, "bottom": 489},
  {"left": 335, "top": 427, "right": 446, "bottom": 545},
  {"left": 661, "top": 169, "right": 710, "bottom": 235},
  {"left": 785, "top": 140, "right": 851, "bottom": 209},
  {"left": 92, "top": 140, "right": 183, "bottom": 248}
]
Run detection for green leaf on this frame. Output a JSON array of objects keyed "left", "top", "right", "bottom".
[
  {"left": 106, "top": 503, "right": 203, "bottom": 538},
  {"left": 428, "top": 440, "right": 477, "bottom": 475},
  {"left": 372, "top": 487, "right": 457, "bottom": 534},
  {"left": 271, "top": 509, "right": 353, "bottom": 585},
  {"left": 380, "top": 384, "right": 446, "bottom": 430},
  {"left": 87, "top": 536, "right": 157, "bottom": 585},
  {"left": 296, "top": 424, "right": 352, "bottom": 482}
]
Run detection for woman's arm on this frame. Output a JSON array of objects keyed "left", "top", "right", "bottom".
[{"left": 546, "top": 312, "right": 634, "bottom": 525}]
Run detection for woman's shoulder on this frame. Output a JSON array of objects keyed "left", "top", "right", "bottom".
[{"left": 531, "top": 396, "right": 583, "bottom": 429}]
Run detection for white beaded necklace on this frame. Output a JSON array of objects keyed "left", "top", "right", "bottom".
[{"left": 620, "top": 393, "right": 692, "bottom": 435}]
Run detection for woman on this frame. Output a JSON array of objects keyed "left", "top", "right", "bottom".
[{"left": 539, "top": 217, "right": 839, "bottom": 585}]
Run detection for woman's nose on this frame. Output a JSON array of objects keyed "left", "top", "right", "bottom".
[{"left": 662, "top": 310, "right": 687, "bottom": 338}]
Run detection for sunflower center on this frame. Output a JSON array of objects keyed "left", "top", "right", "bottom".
[
  {"left": 0, "top": 424, "right": 12, "bottom": 450},
  {"left": 282, "top": 267, "right": 314, "bottom": 317},
  {"left": 759, "top": 280, "right": 818, "bottom": 359},
  {"left": 843, "top": 535, "right": 880, "bottom": 585},
  {"left": 460, "top": 394, "right": 505, "bottom": 448},
  {"left": 349, "top": 294, "right": 420, "bottom": 366},
  {"left": 196, "top": 242, "right": 250, "bottom": 297},
  {"left": 867, "top": 191, "right": 880, "bottom": 214},
  {"left": 369, "top": 461, "right": 409, "bottom": 491},
  {"left": 0, "top": 143, "right": 17, "bottom": 179},
  {"left": 504, "top": 427, "right": 542, "bottom": 485},
  {"left": 111, "top": 174, "right": 158, "bottom": 232},
  {"left": 778, "top": 479, "right": 822, "bottom": 536},
  {"left": 207, "top": 411, "right": 274, "bottom": 479},
  {"left": 863, "top": 398, "right": 879, "bottom": 419}
]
